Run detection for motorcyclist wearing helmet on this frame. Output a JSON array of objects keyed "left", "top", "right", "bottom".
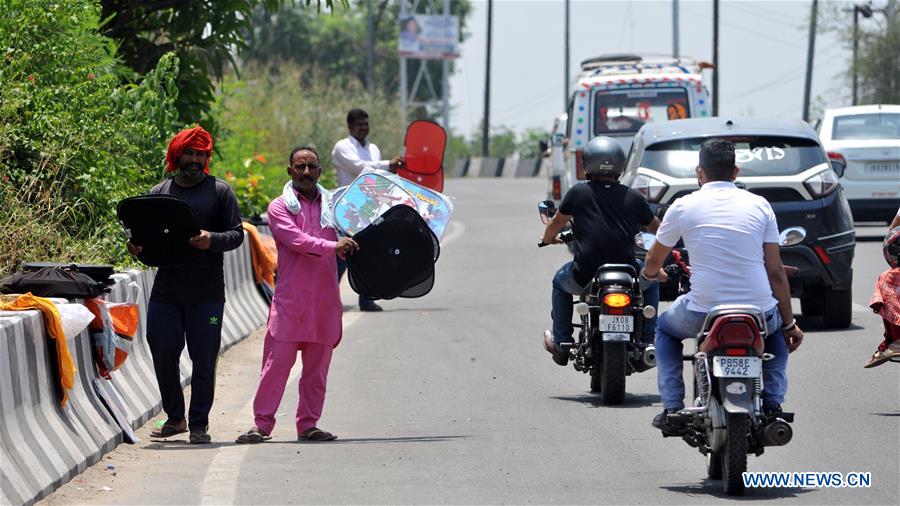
[
  {"left": 541, "top": 136, "right": 662, "bottom": 366},
  {"left": 864, "top": 226, "right": 900, "bottom": 367}
]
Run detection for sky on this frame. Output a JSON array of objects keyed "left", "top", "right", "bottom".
[{"left": 445, "top": 0, "right": 866, "bottom": 137}]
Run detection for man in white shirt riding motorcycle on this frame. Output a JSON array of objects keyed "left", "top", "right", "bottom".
[{"left": 641, "top": 138, "right": 804, "bottom": 435}]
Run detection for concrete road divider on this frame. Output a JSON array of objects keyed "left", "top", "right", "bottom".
[
  {"left": 0, "top": 311, "right": 121, "bottom": 506},
  {"left": 0, "top": 232, "right": 268, "bottom": 505},
  {"left": 452, "top": 157, "right": 540, "bottom": 179}
]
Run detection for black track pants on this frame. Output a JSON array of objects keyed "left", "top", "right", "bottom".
[{"left": 147, "top": 300, "right": 224, "bottom": 431}]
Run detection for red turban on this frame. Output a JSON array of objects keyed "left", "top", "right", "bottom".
[{"left": 165, "top": 126, "right": 213, "bottom": 174}]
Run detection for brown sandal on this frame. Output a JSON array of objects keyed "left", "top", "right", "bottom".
[
  {"left": 150, "top": 419, "right": 187, "bottom": 438},
  {"left": 235, "top": 427, "right": 271, "bottom": 444}
]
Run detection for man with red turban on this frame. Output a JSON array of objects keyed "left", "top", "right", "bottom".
[{"left": 126, "top": 125, "right": 244, "bottom": 444}]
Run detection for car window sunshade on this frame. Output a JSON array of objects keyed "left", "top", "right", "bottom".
[
  {"left": 346, "top": 205, "right": 440, "bottom": 299},
  {"left": 117, "top": 194, "right": 201, "bottom": 267},
  {"left": 332, "top": 172, "right": 418, "bottom": 236},
  {"left": 403, "top": 120, "right": 447, "bottom": 175}
]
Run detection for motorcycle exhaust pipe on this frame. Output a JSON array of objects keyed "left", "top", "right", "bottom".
[
  {"left": 761, "top": 420, "right": 793, "bottom": 446},
  {"left": 642, "top": 345, "right": 656, "bottom": 369}
]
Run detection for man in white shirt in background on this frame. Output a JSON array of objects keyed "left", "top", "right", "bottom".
[
  {"left": 331, "top": 108, "right": 403, "bottom": 312},
  {"left": 641, "top": 138, "right": 804, "bottom": 435}
]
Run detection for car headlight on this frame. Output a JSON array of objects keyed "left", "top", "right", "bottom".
[
  {"left": 633, "top": 173, "right": 669, "bottom": 203},
  {"left": 779, "top": 227, "right": 807, "bottom": 246},
  {"left": 803, "top": 168, "right": 839, "bottom": 198}
]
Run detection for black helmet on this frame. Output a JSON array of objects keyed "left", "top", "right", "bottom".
[{"left": 583, "top": 136, "right": 626, "bottom": 178}]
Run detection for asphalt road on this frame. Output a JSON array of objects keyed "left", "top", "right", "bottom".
[{"left": 42, "top": 178, "right": 899, "bottom": 505}]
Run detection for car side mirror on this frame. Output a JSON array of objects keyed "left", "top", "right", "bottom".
[
  {"left": 634, "top": 232, "right": 656, "bottom": 251},
  {"left": 538, "top": 200, "right": 557, "bottom": 224},
  {"left": 830, "top": 159, "right": 846, "bottom": 178},
  {"left": 538, "top": 139, "right": 549, "bottom": 157}
]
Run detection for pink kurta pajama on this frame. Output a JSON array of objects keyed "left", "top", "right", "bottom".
[{"left": 252, "top": 189, "right": 343, "bottom": 435}]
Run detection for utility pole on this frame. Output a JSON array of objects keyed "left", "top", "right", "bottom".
[
  {"left": 398, "top": 2, "right": 408, "bottom": 124},
  {"left": 845, "top": 3, "right": 874, "bottom": 105},
  {"left": 564, "top": 0, "right": 570, "bottom": 111},
  {"left": 802, "top": 0, "right": 818, "bottom": 122},
  {"left": 673, "top": 0, "right": 680, "bottom": 58},
  {"left": 366, "top": 0, "right": 374, "bottom": 93},
  {"left": 441, "top": 0, "right": 450, "bottom": 129},
  {"left": 712, "top": 0, "right": 719, "bottom": 116},
  {"left": 482, "top": 0, "right": 493, "bottom": 157}
]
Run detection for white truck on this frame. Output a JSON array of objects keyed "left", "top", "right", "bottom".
[{"left": 548, "top": 54, "right": 712, "bottom": 203}]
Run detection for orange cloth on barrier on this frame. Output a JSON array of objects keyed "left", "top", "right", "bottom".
[
  {"left": 0, "top": 293, "right": 76, "bottom": 406},
  {"left": 164, "top": 125, "right": 213, "bottom": 174},
  {"left": 243, "top": 222, "right": 277, "bottom": 287}
]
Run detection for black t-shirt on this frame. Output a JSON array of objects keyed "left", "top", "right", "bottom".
[
  {"left": 559, "top": 181, "right": 654, "bottom": 287},
  {"left": 149, "top": 176, "right": 243, "bottom": 303}
]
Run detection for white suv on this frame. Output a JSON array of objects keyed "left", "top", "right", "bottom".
[{"left": 817, "top": 105, "right": 900, "bottom": 223}]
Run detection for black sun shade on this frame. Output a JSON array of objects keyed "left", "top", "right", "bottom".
[
  {"left": 117, "top": 194, "right": 201, "bottom": 267},
  {"left": 347, "top": 205, "right": 440, "bottom": 299}
]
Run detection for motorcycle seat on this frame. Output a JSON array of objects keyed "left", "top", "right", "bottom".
[
  {"left": 596, "top": 263, "right": 637, "bottom": 276},
  {"left": 597, "top": 270, "right": 635, "bottom": 287}
]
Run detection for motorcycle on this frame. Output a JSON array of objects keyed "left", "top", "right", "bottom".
[
  {"left": 538, "top": 200, "right": 657, "bottom": 405},
  {"left": 635, "top": 232, "right": 795, "bottom": 496}
]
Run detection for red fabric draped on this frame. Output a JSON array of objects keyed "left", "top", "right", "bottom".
[{"left": 165, "top": 126, "right": 213, "bottom": 174}]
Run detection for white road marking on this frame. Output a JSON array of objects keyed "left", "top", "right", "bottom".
[
  {"left": 441, "top": 221, "right": 465, "bottom": 247},
  {"left": 201, "top": 221, "right": 465, "bottom": 503},
  {"left": 200, "top": 312, "right": 362, "bottom": 505}
]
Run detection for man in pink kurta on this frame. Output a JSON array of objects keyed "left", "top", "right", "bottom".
[{"left": 237, "top": 145, "right": 358, "bottom": 443}]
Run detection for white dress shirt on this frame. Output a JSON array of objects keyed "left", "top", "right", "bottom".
[
  {"left": 331, "top": 136, "right": 390, "bottom": 187},
  {"left": 656, "top": 181, "right": 780, "bottom": 312}
]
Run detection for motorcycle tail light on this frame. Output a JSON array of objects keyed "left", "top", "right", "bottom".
[
  {"left": 725, "top": 348, "right": 748, "bottom": 356},
  {"left": 552, "top": 175, "right": 561, "bottom": 200},
  {"left": 803, "top": 167, "right": 839, "bottom": 198},
  {"left": 603, "top": 293, "right": 631, "bottom": 308},
  {"left": 632, "top": 173, "right": 669, "bottom": 203},
  {"left": 700, "top": 315, "right": 764, "bottom": 355}
]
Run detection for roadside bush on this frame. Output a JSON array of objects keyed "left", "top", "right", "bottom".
[
  {"left": 211, "top": 61, "right": 405, "bottom": 212},
  {"left": 0, "top": 0, "right": 179, "bottom": 276}
]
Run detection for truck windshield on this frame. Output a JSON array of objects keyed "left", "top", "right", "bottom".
[
  {"left": 641, "top": 136, "right": 827, "bottom": 177},
  {"left": 594, "top": 87, "right": 690, "bottom": 135}
]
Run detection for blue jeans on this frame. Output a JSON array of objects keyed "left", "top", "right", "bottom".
[
  {"left": 551, "top": 261, "right": 659, "bottom": 346},
  {"left": 655, "top": 295, "right": 789, "bottom": 410}
]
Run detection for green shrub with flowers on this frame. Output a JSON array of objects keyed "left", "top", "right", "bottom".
[
  {"left": 209, "top": 62, "right": 405, "bottom": 210},
  {"left": 0, "top": 0, "right": 180, "bottom": 276}
]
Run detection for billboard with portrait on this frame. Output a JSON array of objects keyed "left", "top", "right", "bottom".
[{"left": 398, "top": 15, "right": 460, "bottom": 60}]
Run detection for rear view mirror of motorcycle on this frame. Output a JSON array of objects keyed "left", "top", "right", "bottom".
[
  {"left": 538, "top": 200, "right": 557, "bottom": 225},
  {"left": 634, "top": 232, "right": 657, "bottom": 251}
]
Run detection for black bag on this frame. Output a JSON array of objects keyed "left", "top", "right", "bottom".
[
  {"left": 346, "top": 205, "right": 439, "bottom": 300},
  {"left": 0, "top": 266, "right": 104, "bottom": 299},
  {"left": 22, "top": 262, "right": 115, "bottom": 287}
]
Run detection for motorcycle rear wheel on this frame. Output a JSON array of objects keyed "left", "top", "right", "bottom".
[
  {"left": 723, "top": 413, "right": 749, "bottom": 495},
  {"left": 599, "top": 341, "right": 626, "bottom": 404}
]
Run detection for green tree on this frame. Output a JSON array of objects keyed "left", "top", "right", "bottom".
[
  {"left": 98, "top": 0, "right": 340, "bottom": 126},
  {"left": 209, "top": 62, "right": 406, "bottom": 214},
  {"left": 820, "top": 4, "right": 899, "bottom": 104},
  {"left": 855, "top": 13, "right": 900, "bottom": 103},
  {"left": 242, "top": 1, "right": 472, "bottom": 101},
  {"left": 517, "top": 127, "right": 551, "bottom": 159},
  {"left": 0, "top": 0, "right": 180, "bottom": 275}
]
